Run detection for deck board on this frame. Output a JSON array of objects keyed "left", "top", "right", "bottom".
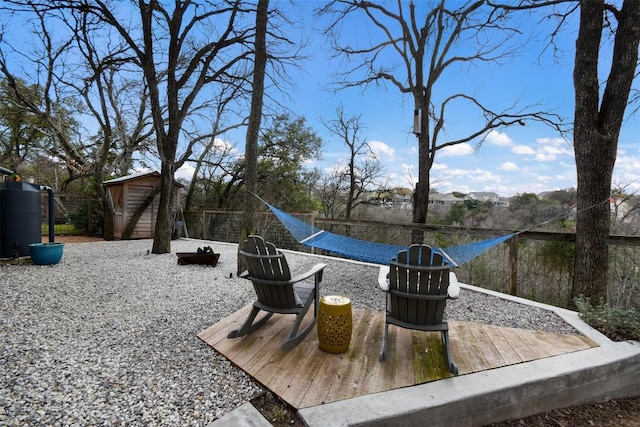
[{"left": 198, "top": 305, "right": 597, "bottom": 410}]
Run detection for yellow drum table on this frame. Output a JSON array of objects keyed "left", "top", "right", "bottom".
[{"left": 317, "top": 295, "right": 352, "bottom": 353}]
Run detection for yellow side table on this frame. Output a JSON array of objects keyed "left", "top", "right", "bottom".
[{"left": 317, "top": 295, "right": 352, "bottom": 353}]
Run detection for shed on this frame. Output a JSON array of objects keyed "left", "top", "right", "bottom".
[{"left": 103, "top": 171, "right": 183, "bottom": 239}]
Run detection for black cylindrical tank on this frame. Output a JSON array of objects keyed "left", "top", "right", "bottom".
[{"left": 0, "top": 181, "right": 42, "bottom": 258}]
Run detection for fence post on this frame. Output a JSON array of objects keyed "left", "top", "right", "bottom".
[
  {"left": 87, "top": 197, "right": 93, "bottom": 235},
  {"left": 202, "top": 211, "right": 206, "bottom": 240},
  {"left": 509, "top": 235, "right": 518, "bottom": 296}
]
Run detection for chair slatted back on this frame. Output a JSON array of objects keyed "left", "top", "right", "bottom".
[
  {"left": 241, "top": 235, "right": 297, "bottom": 309},
  {"left": 388, "top": 244, "right": 450, "bottom": 326}
]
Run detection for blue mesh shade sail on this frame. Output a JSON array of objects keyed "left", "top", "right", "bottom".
[{"left": 267, "top": 204, "right": 514, "bottom": 266}]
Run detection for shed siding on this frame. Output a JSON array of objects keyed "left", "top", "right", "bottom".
[{"left": 106, "top": 172, "right": 181, "bottom": 240}]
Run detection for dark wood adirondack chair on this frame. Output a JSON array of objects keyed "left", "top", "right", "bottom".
[
  {"left": 229, "top": 235, "right": 326, "bottom": 351},
  {"left": 378, "top": 244, "right": 459, "bottom": 376}
]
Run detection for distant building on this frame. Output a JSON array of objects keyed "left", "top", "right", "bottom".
[
  {"left": 367, "top": 188, "right": 412, "bottom": 209},
  {"left": 428, "top": 193, "right": 464, "bottom": 214},
  {"left": 610, "top": 197, "right": 635, "bottom": 222},
  {"left": 466, "top": 191, "right": 500, "bottom": 203},
  {"left": 430, "top": 192, "right": 464, "bottom": 206},
  {"left": 496, "top": 197, "right": 510, "bottom": 208}
]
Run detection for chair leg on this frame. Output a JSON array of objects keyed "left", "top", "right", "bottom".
[
  {"left": 441, "top": 330, "right": 458, "bottom": 376},
  {"left": 280, "top": 290, "right": 317, "bottom": 351},
  {"left": 227, "top": 306, "right": 274, "bottom": 339},
  {"left": 281, "top": 317, "right": 317, "bottom": 351},
  {"left": 379, "top": 321, "right": 389, "bottom": 362}
]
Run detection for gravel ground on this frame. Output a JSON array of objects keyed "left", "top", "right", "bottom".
[{"left": 1, "top": 238, "right": 577, "bottom": 426}]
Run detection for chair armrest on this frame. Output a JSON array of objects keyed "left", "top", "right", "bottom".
[
  {"left": 290, "top": 263, "right": 327, "bottom": 284},
  {"left": 448, "top": 272, "right": 460, "bottom": 299},
  {"left": 378, "top": 266, "right": 390, "bottom": 291}
]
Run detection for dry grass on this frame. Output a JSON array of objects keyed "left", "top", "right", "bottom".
[{"left": 487, "top": 396, "right": 640, "bottom": 427}]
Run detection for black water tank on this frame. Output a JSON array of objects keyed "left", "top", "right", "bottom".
[{"left": 0, "top": 181, "right": 42, "bottom": 258}]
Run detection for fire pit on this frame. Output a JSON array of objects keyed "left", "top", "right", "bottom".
[{"left": 176, "top": 246, "right": 219, "bottom": 266}]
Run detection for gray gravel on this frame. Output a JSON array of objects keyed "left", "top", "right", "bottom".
[{"left": 1, "top": 238, "right": 576, "bottom": 426}]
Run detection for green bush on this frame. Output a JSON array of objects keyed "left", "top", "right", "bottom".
[
  {"left": 67, "top": 199, "right": 103, "bottom": 234},
  {"left": 537, "top": 239, "right": 574, "bottom": 272},
  {"left": 574, "top": 296, "right": 640, "bottom": 341},
  {"left": 41, "top": 223, "right": 82, "bottom": 236}
]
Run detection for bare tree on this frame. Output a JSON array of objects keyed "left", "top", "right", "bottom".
[
  {"left": 67, "top": 11, "right": 155, "bottom": 240},
  {"left": 320, "top": 0, "right": 563, "bottom": 243},
  {"left": 241, "top": 0, "right": 269, "bottom": 247},
  {"left": 323, "top": 105, "right": 386, "bottom": 220},
  {"left": 48, "top": 0, "right": 256, "bottom": 253},
  {"left": 571, "top": 0, "right": 640, "bottom": 304},
  {"left": 471, "top": 0, "right": 640, "bottom": 304},
  {"left": 0, "top": 5, "right": 86, "bottom": 191},
  {"left": 317, "top": 165, "right": 348, "bottom": 220},
  {"left": 237, "top": 0, "right": 269, "bottom": 273},
  {"left": 184, "top": 138, "right": 241, "bottom": 211},
  {"left": 0, "top": 2, "right": 159, "bottom": 239}
]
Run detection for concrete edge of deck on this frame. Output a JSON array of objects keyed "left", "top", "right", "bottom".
[
  {"left": 300, "top": 280, "right": 640, "bottom": 426},
  {"left": 297, "top": 339, "right": 640, "bottom": 427}
]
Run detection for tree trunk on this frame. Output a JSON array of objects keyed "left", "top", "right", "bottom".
[
  {"left": 152, "top": 162, "right": 174, "bottom": 254},
  {"left": 411, "top": 109, "right": 431, "bottom": 244},
  {"left": 239, "top": 0, "right": 269, "bottom": 274},
  {"left": 571, "top": 0, "right": 640, "bottom": 305},
  {"left": 122, "top": 185, "right": 160, "bottom": 240},
  {"left": 101, "top": 196, "right": 115, "bottom": 240}
]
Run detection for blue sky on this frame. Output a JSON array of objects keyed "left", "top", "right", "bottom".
[
  {"left": 176, "top": 1, "right": 640, "bottom": 198},
  {"left": 5, "top": 0, "right": 635, "bottom": 199}
]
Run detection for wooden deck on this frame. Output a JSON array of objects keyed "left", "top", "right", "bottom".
[{"left": 198, "top": 305, "right": 597, "bottom": 410}]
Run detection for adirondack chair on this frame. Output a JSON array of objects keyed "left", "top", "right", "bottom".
[
  {"left": 229, "top": 235, "right": 326, "bottom": 351},
  {"left": 378, "top": 244, "right": 459, "bottom": 376}
]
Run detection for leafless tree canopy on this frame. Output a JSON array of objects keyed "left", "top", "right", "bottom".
[
  {"left": 322, "top": 105, "right": 387, "bottom": 220},
  {"left": 319, "top": 0, "right": 565, "bottom": 242}
]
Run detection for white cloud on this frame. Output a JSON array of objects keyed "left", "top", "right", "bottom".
[
  {"left": 615, "top": 155, "right": 640, "bottom": 173},
  {"left": 512, "top": 145, "right": 536, "bottom": 155},
  {"left": 559, "top": 161, "right": 575, "bottom": 169},
  {"left": 368, "top": 140, "right": 395, "bottom": 161},
  {"left": 499, "top": 162, "right": 519, "bottom": 171},
  {"left": 381, "top": 163, "right": 415, "bottom": 189},
  {"left": 512, "top": 142, "right": 572, "bottom": 161},
  {"left": 440, "top": 143, "right": 474, "bottom": 157},
  {"left": 203, "top": 137, "right": 240, "bottom": 158},
  {"left": 175, "top": 163, "right": 195, "bottom": 181},
  {"left": 536, "top": 137, "right": 568, "bottom": 145},
  {"left": 613, "top": 156, "right": 640, "bottom": 193},
  {"left": 431, "top": 162, "right": 448, "bottom": 171},
  {"left": 486, "top": 130, "right": 514, "bottom": 147},
  {"left": 535, "top": 145, "right": 573, "bottom": 161},
  {"left": 436, "top": 167, "right": 502, "bottom": 184},
  {"left": 535, "top": 152, "right": 556, "bottom": 161}
]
